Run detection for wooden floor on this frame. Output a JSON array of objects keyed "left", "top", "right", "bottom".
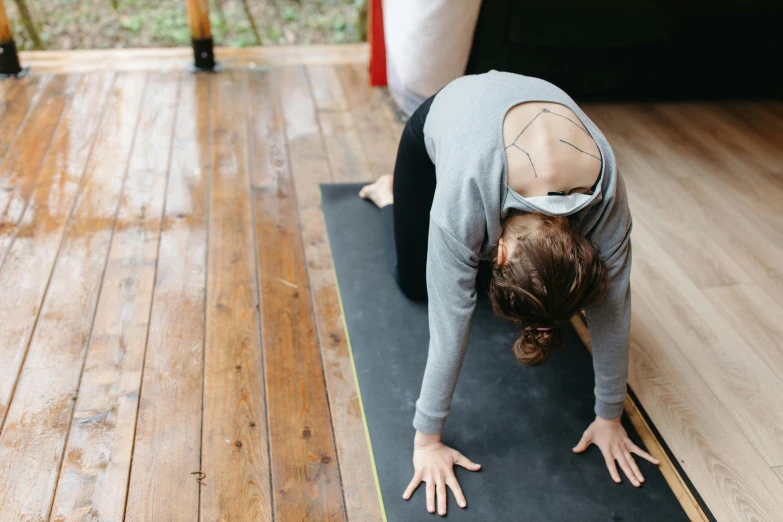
[{"left": 0, "top": 44, "right": 781, "bottom": 521}]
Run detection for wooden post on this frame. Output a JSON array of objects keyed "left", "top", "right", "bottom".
[
  {"left": 0, "top": 0, "right": 24, "bottom": 78},
  {"left": 184, "top": 0, "right": 217, "bottom": 71}
]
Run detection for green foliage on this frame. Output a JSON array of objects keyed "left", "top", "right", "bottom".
[
  {"left": 119, "top": 14, "right": 144, "bottom": 34},
  {"left": 6, "top": 0, "right": 365, "bottom": 50},
  {"left": 281, "top": 6, "right": 298, "bottom": 22}
]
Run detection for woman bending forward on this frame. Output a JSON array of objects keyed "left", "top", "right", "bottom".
[{"left": 359, "top": 71, "right": 659, "bottom": 516}]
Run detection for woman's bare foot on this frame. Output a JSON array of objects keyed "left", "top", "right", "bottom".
[{"left": 359, "top": 175, "right": 394, "bottom": 208}]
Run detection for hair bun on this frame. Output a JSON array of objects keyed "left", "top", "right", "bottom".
[{"left": 513, "top": 325, "right": 564, "bottom": 367}]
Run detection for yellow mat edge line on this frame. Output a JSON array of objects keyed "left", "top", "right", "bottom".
[
  {"left": 571, "top": 316, "right": 709, "bottom": 522},
  {"left": 327, "top": 222, "right": 388, "bottom": 522}
]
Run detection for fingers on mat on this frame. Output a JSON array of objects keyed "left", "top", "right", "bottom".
[
  {"left": 623, "top": 444, "right": 645, "bottom": 484},
  {"left": 603, "top": 451, "right": 622, "bottom": 483},
  {"left": 403, "top": 474, "right": 421, "bottom": 500},
  {"left": 627, "top": 440, "right": 660, "bottom": 465},
  {"left": 614, "top": 446, "right": 640, "bottom": 487},
  {"left": 573, "top": 432, "right": 591, "bottom": 453},
  {"left": 426, "top": 480, "right": 435, "bottom": 513},
  {"left": 446, "top": 476, "right": 467, "bottom": 508},
  {"left": 455, "top": 452, "right": 481, "bottom": 471},
  {"left": 437, "top": 478, "right": 447, "bottom": 516}
]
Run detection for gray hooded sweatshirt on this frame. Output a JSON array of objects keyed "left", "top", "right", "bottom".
[{"left": 415, "top": 71, "right": 632, "bottom": 434}]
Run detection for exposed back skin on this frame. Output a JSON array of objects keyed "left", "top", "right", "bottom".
[{"left": 503, "top": 101, "right": 602, "bottom": 198}]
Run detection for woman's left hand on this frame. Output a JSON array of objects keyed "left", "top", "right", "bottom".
[{"left": 572, "top": 416, "right": 660, "bottom": 487}]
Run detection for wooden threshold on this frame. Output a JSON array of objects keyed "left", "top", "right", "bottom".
[{"left": 19, "top": 44, "right": 369, "bottom": 73}]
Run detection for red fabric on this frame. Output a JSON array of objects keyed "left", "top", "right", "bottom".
[{"left": 368, "top": 0, "right": 387, "bottom": 86}]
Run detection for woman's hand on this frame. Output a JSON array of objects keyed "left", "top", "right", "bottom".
[
  {"left": 573, "top": 416, "right": 660, "bottom": 486},
  {"left": 402, "top": 430, "right": 482, "bottom": 516}
]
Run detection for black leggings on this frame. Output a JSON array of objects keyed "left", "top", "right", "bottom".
[{"left": 381, "top": 94, "right": 438, "bottom": 301}]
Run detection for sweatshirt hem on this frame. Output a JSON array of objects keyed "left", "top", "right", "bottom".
[
  {"left": 595, "top": 398, "right": 626, "bottom": 420},
  {"left": 413, "top": 408, "right": 447, "bottom": 434}
]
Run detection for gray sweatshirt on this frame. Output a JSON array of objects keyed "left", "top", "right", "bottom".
[{"left": 415, "top": 71, "right": 632, "bottom": 434}]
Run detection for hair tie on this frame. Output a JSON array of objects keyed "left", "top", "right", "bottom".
[{"left": 536, "top": 327, "right": 554, "bottom": 331}]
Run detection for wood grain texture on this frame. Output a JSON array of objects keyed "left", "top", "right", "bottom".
[
  {"left": 0, "top": 71, "right": 146, "bottom": 522},
  {"left": 123, "top": 73, "right": 210, "bottom": 522},
  {"left": 0, "top": 74, "right": 74, "bottom": 263},
  {"left": 632, "top": 220, "right": 783, "bottom": 466},
  {"left": 775, "top": 467, "right": 783, "bottom": 484},
  {"left": 316, "top": 110, "right": 370, "bottom": 183},
  {"left": 678, "top": 177, "right": 783, "bottom": 309},
  {"left": 278, "top": 64, "right": 384, "bottom": 522},
  {"left": 628, "top": 297, "right": 783, "bottom": 522},
  {"left": 199, "top": 68, "right": 273, "bottom": 521},
  {"left": 653, "top": 105, "right": 782, "bottom": 224},
  {"left": 256, "top": 67, "right": 345, "bottom": 522},
  {"left": 0, "top": 75, "right": 43, "bottom": 162},
  {"left": 0, "top": 71, "right": 112, "bottom": 433},
  {"left": 309, "top": 64, "right": 370, "bottom": 185},
  {"left": 719, "top": 103, "right": 783, "bottom": 156},
  {"left": 50, "top": 71, "right": 180, "bottom": 522},
  {"left": 307, "top": 64, "right": 349, "bottom": 112},
  {"left": 703, "top": 285, "right": 783, "bottom": 384},
  {"left": 337, "top": 63, "right": 398, "bottom": 178},
  {"left": 278, "top": 65, "right": 332, "bottom": 204}
]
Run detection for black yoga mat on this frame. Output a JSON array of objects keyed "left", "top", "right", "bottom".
[{"left": 321, "top": 183, "right": 690, "bottom": 522}]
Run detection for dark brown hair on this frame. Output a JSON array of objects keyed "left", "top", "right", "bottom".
[{"left": 488, "top": 213, "right": 608, "bottom": 366}]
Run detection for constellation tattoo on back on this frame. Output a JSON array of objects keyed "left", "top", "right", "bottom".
[
  {"left": 558, "top": 139, "right": 601, "bottom": 160},
  {"left": 504, "top": 107, "right": 600, "bottom": 178}
]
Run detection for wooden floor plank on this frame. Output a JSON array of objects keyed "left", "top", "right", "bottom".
[
  {"left": 340, "top": 63, "right": 404, "bottom": 144},
  {"left": 0, "top": 71, "right": 114, "bottom": 432},
  {"left": 0, "top": 71, "right": 146, "bottom": 522},
  {"left": 123, "top": 73, "right": 210, "bottom": 522},
  {"left": 719, "top": 103, "right": 783, "bottom": 156},
  {"left": 278, "top": 65, "right": 333, "bottom": 204},
  {"left": 629, "top": 297, "right": 783, "bottom": 522},
  {"left": 198, "top": 68, "right": 274, "bottom": 522},
  {"left": 0, "top": 75, "right": 43, "bottom": 163},
  {"left": 0, "top": 74, "right": 75, "bottom": 264},
  {"left": 632, "top": 221, "right": 783, "bottom": 466},
  {"left": 50, "top": 71, "right": 180, "bottom": 522},
  {"left": 308, "top": 64, "right": 370, "bottom": 184},
  {"left": 316, "top": 110, "right": 370, "bottom": 183},
  {"left": 678, "top": 178, "right": 783, "bottom": 308},
  {"left": 653, "top": 105, "right": 782, "bottom": 222},
  {"left": 307, "top": 64, "right": 349, "bottom": 112},
  {"left": 337, "top": 63, "right": 398, "bottom": 178},
  {"left": 256, "top": 66, "right": 345, "bottom": 522},
  {"left": 278, "top": 64, "right": 383, "bottom": 522},
  {"left": 702, "top": 285, "right": 783, "bottom": 383}
]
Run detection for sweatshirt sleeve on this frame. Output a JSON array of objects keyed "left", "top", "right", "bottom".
[
  {"left": 413, "top": 220, "right": 480, "bottom": 434},
  {"left": 584, "top": 227, "right": 632, "bottom": 420}
]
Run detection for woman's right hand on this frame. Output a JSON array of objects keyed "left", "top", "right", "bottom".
[{"left": 402, "top": 430, "right": 482, "bottom": 516}]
